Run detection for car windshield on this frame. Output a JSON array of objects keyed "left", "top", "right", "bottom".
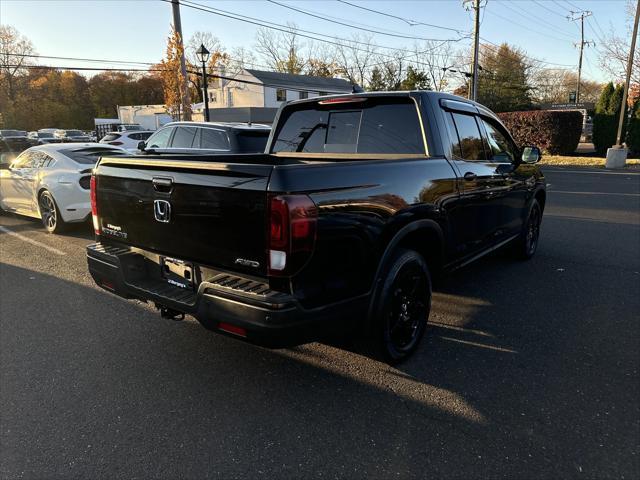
[
  {"left": 235, "top": 131, "right": 270, "bottom": 153},
  {"left": 60, "top": 147, "right": 125, "bottom": 164},
  {"left": 1, "top": 130, "right": 23, "bottom": 137},
  {"left": 66, "top": 130, "right": 84, "bottom": 137},
  {"left": 38, "top": 132, "right": 54, "bottom": 138}
]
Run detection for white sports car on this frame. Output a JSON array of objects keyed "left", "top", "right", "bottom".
[{"left": 0, "top": 143, "right": 127, "bottom": 233}]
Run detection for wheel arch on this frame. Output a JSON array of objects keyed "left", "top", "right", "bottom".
[
  {"left": 534, "top": 188, "right": 546, "bottom": 213},
  {"left": 367, "top": 219, "right": 445, "bottom": 322}
]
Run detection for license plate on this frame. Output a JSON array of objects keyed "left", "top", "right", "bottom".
[{"left": 160, "top": 256, "right": 196, "bottom": 290}]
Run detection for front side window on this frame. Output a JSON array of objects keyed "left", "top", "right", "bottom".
[
  {"left": 481, "top": 119, "right": 516, "bottom": 162},
  {"left": 11, "top": 151, "right": 36, "bottom": 169},
  {"left": 271, "top": 98, "right": 425, "bottom": 155},
  {"left": 276, "top": 89, "right": 287, "bottom": 102},
  {"left": 146, "top": 127, "right": 173, "bottom": 149},
  {"left": 450, "top": 113, "right": 486, "bottom": 161}
]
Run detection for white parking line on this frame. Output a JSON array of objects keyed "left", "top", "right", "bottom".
[
  {"left": 545, "top": 169, "right": 640, "bottom": 176},
  {"left": 0, "top": 226, "right": 66, "bottom": 256},
  {"left": 549, "top": 190, "right": 640, "bottom": 197}
]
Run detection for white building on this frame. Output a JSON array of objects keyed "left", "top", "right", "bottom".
[
  {"left": 203, "top": 68, "right": 355, "bottom": 109},
  {"left": 117, "top": 105, "right": 173, "bottom": 130}
]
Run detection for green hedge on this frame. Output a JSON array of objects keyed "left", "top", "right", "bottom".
[
  {"left": 593, "top": 82, "right": 626, "bottom": 155},
  {"left": 498, "top": 110, "right": 583, "bottom": 155},
  {"left": 626, "top": 98, "right": 640, "bottom": 156}
]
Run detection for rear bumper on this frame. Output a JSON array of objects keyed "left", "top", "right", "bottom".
[{"left": 86, "top": 242, "right": 365, "bottom": 348}]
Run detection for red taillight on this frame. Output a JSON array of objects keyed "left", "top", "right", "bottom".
[
  {"left": 90, "top": 175, "right": 100, "bottom": 235},
  {"left": 218, "top": 322, "right": 247, "bottom": 337},
  {"left": 268, "top": 194, "right": 317, "bottom": 276},
  {"left": 108, "top": 141, "right": 123, "bottom": 145},
  {"left": 318, "top": 97, "right": 366, "bottom": 105}
]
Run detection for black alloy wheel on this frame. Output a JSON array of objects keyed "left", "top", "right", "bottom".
[
  {"left": 371, "top": 249, "right": 431, "bottom": 364},
  {"left": 516, "top": 199, "right": 541, "bottom": 260},
  {"left": 39, "top": 190, "right": 65, "bottom": 233}
]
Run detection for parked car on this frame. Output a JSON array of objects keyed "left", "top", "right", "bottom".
[
  {"left": 0, "top": 129, "right": 28, "bottom": 138},
  {"left": 53, "top": 129, "right": 92, "bottom": 142},
  {"left": 100, "top": 130, "right": 153, "bottom": 152},
  {"left": 27, "top": 130, "right": 63, "bottom": 145},
  {"left": 138, "top": 122, "right": 271, "bottom": 155},
  {"left": 0, "top": 143, "right": 127, "bottom": 233},
  {"left": 87, "top": 91, "right": 545, "bottom": 364},
  {"left": 0, "top": 130, "right": 32, "bottom": 154}
]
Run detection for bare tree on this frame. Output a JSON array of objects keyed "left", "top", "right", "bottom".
[
  {"left": 410, "top": 41, "right": 458, "bottom": 92},
  {"left": 255, "top": 25, "right": 306, "bottom": 74},
  {"left": 335, "top": 34, "right": 378, "bottom": 87},
  {"left": 0, "top": 25, "right": 35, "bottom": 100},
  {"left": 598, "top": 0, "right": 639, "bottom": 84}
]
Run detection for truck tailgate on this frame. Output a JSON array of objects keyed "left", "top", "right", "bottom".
[{"left": 94, "top": 156, "right": 273, "bottom": 275}]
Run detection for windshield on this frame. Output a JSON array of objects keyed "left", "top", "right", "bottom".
[
  {"left": 38, "top": 132, "right": 54, "bottom": 138},
  {"left": 235, "top": 131, "right": 270, "bottom": 153},
  {"left": 65, "top": 130, "right": 84, "bottom": 137},
  {"left": 1, "top": 130, "right": 23, "bottom": 137},
  {"left": 61, "top": 147, "right": 124, "bottom": 164}
]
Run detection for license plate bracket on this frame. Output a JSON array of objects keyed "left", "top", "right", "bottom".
[{"left": 160, "top": 256, "right": 196, "bottom": 290}]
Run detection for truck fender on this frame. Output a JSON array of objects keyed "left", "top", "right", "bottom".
[{"left": 366, "top": 219, "right": 445, "bottom": 325}]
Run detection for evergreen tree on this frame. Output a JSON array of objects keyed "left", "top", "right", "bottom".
[
  {"left": 626, "top": 98, "right": 640, "bottom": 156},
  {"left": 593, "top": 82, "right": 627, "bottom": 154},
  {"left": 400, "top": 66, "right": 430, "bottom": 91}
]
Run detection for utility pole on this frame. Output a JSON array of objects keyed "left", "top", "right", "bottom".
[
  {"left": 606, "top": 0, "right": 639, "bottom": 168},
  {"left": 171, "top": 0, "right": 191, "bottom": 121},
  {"left": 463, "top": 0, "right": 482, "bottom": 101},
  {"left": 568, "top": 10, "right": 595, "bottom": 104},
  {"left": 615, "top": 0, "right": 640, "bottom": 148}
]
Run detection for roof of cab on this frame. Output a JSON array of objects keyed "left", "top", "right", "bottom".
[{"left": 162, "top": 121, "right": 271, "bottom": 131}]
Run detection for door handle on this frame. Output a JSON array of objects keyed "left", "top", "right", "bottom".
[{"left": 463, "top": 172, "right": 477, "bottom": 181}]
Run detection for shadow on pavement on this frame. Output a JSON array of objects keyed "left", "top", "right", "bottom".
[{"left": 1, "top": 254, "right": 638, "bottom": 478}]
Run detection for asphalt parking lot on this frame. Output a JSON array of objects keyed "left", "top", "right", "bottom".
[{"left": 1, "top": 166, "right": 639, "bottom": 479}]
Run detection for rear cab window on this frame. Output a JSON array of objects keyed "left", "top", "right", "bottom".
[{"left": 270, "top": 96, "right": 426, "bottom": 155}]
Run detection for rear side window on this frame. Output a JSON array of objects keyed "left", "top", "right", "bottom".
[
  {"left": 171, "top": 127, "right": 198, "bottom": 148},
  {"left": 449, "top": 113, "right": 486, "bottom": 161},
  {"left": 198, "top": 128, "right": 230, "bottom": 150},
  {"left": 271, "top": 97, "right": 425, "bottom": 154},
  {"left": 234, "top": 131, "right": 269, "bottom": 153}
]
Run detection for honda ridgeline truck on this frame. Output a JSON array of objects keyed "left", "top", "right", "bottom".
[{"left": 87, "top": 91, "right": 545, "bottom": 363}]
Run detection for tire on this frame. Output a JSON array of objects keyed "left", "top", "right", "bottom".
[
  {"left": 367, "top": 249, "right": 432, "bottom": 365},
  {"left": 514, "top": 199, "right": 542, "bottom": 260},
  {"left": 38, "top": 190, "right": 66, "bottom": 234}
]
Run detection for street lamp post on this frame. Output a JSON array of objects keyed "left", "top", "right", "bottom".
[{"left": 196, "top": 43, "right": 211, "bottom": 122}]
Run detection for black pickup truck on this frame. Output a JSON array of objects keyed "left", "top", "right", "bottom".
[{"left": 87, "top": 91, "right": 545, "bottom": 363}]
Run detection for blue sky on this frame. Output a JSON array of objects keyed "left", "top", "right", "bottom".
[{"left": 0, "top": 0, "right": 631, "bottom": 83}]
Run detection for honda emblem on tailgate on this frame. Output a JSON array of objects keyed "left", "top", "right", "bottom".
[{"left": 153, "top": 199, "right": 171, "bottom": 223}]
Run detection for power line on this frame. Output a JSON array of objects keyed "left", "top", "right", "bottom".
[
  {"left": 171, "top": 0, "right": 470, "bottom": 67},
  {"left": 484, "top": 9, "right": 576, "bottom": 43},
  {"left": 479, "top": 38, "right": 575, "bottom": 67},
  {"left": 5, "top": 63, "right": 355, "bottom": 94},
  {"left": 495, "top": 0, "right": 578, "bottom": 40},
  {"left": 336, "top": 0, "right": 468, "bottom": 34},
  {"left": 266, "top": 0, "right": 465, "bottom": 42},
  {"left": 531, "top": 0, "right": 569, "bottom": 19}
]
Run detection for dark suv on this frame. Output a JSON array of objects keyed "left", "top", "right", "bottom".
[{"left": 139, "top": 122, "right": 271, "bottom": 155}]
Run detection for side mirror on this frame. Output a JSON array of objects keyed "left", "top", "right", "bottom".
[
  {"left": 0, "top": 153, "right": 15, "bottom": 169},
  {"left": 137, "top": 141, "right": 146, "bottom": 151},
  {"left": 521, "top": 146, "right": 541, "bottom": 164}
]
